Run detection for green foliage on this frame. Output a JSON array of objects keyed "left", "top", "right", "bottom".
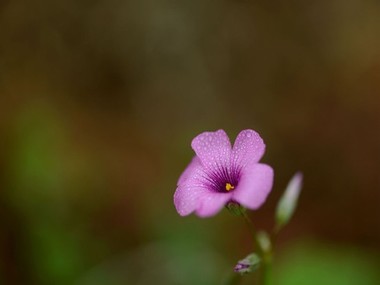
[
  {"left": 275, "top": 242, "right": 380, "bottom": 285},
  {"left": 76, "top": 240, "right": 227, "bottom": 285}
]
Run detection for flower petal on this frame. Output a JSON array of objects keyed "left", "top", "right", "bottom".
[
  {"left": 174, "top": 185, "right": 208, "bottom": 216},
  {"left": 232, "top": 163, "right": 274, "bottom": 210},
  {"left": 191, "top": 129, "right": 232, "bottom": 170},
  {"left": 195, "top": 192, "right": 232, "bottom": 217},
  {"left": 177, "top": 156, "right": 202, "bottom": 186},
  {"left": 232, "top": 129, "right": 266, "bottom": 167}
]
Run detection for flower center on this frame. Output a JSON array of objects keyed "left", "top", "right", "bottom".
[
  {"left": 225, "top": 183, "right": 235, "bottom": 191},
  {"left": 204, "top": 165, "right": 241, "bottom": 193}
]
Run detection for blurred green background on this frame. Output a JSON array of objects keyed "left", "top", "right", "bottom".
[{"left": 1, "top": 0, "right": 380, "bottom": 284}]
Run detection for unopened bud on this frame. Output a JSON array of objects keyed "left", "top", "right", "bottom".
[
  {"left": 257, "top": 231, "right": 271, "bottom": 253},
  {"left": 275, "top": 172, "right": 303, "bottom": 231},
  {"left": 234, "top": 253, "right": 261, "bottom": 275}
]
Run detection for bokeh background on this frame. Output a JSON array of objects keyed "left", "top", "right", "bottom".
[{"left": 1, "top": 1, "right": 380, "bottom": 284}]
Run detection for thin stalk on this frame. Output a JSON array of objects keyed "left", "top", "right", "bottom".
[
  {"left": 261, "top": 251, "right": 272, "bottom": 285},
  {"left": 242, "top": 212, "right": 261, "bottom": 254},
  {"left": 241, "top": 212, "right": 273, "bottom": 285}
]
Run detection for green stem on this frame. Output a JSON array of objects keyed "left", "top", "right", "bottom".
[
  {"left": 261, "top": 251, "right": 272, "bottom": 285},
  {"left": 242, "top": 212, "right": 261, "bottom": 254},
  {"left": 241, "top": 212, "right": 273, "bottom": 285}
]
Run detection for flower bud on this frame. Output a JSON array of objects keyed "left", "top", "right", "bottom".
[
  {"left": 275, "top": 172, "right": 303, "bottom": 231},
  {"left": 257, "top": 231, "right": 271, "bottom": 253},
  {"left": 234, "top": 253, "right": 261, "bottom": 275}
]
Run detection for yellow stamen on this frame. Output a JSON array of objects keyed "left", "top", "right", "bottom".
[{"left": 225, "top": 183, "right": 235, "bottom": 191}]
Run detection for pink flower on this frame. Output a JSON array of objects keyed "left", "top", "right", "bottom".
[{"left": 174, "top": 129, "right": 274, "bottom": 217}]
